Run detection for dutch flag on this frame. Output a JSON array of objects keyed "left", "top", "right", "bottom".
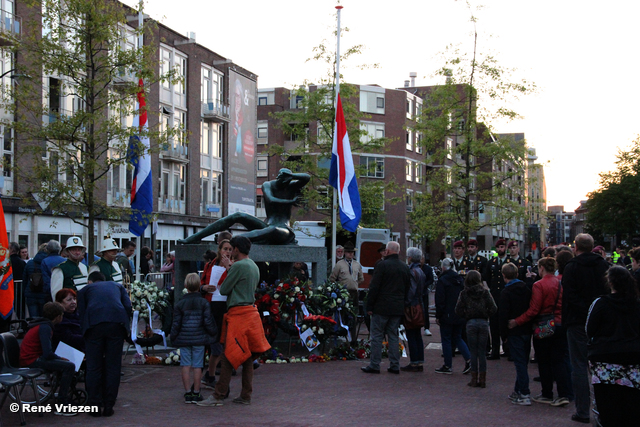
[
  {"left": 127, "top": 78, "right": 153, "bottom": 237},
  {"left": 329, "top": 94, "right": 361, "bottom": 232}
]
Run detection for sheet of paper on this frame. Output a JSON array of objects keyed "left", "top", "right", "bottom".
[
  {"left": 208, "top": 266, "right": 226, "bottom": 292},
  {"left": 300, "top": 328, "right": 320, "bottom": 352},
  {"left": 55, "top": 342, "right": 85, "bottom": 372}
]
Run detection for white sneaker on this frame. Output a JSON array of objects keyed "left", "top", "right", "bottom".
[
  {"left": 196, "top": 395, "right": 224, "bottom": 407},
  {"left": 424, "top": 329, "right": 432, "bottom": 336},
  {"left": 512, "top": 394, "right": 532, "bottom": 406}
]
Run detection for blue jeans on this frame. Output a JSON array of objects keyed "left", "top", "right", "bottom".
[
  {"left": 567, "top": 325, "right": 590, "bottom": 419},
  {"left": 368, "top": 314, "right": 401, "bottom": 370},
  {"left": 532, "top": 325, "right": 573, "bottom": 400},
  {"left": 508, "top": 334, "right": 531, "bottom": 395},
  {"left": 466, "top": 319, "right": 489, "bottom": 373},
  {"left": 405, "top": 327, "right": 424, "bottom": 364},
  {"left": 440, "top": 322, "right": 470, "bottom": 369},
  {"left": 25, "top": 293, "right": 50, "bottom": 319}
]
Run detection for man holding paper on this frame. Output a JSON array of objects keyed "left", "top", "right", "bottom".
[{"left": 77, "top": 271, "right": 132, "bottom": 417}]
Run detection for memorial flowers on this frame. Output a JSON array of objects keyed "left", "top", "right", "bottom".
[{"left": 130, "top": 280, "right": 170, "bottom": 321}]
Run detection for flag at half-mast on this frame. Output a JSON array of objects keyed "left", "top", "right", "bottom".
[
  {"left": 0, "top": 198, "right": 14, "bottom": 320},
  {"left": 329, "top": 94, "right": 361, "bottom": 232},
  {"left": 127, "top": 78, "right": 153, "bottom": 237}
]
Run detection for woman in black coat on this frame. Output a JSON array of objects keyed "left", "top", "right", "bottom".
[{"left": 586, "top": 266, "right": 640, "bottom": 427}]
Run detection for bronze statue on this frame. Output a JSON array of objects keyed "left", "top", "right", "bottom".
[{"left": 178, "top": 168, "right": 310, "bottom": 245}]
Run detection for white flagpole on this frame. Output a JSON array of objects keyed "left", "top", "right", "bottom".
[
  {"left": 134, "top": 1, "right": 144, "bottom": 283},
  {"left": 332, "top": 5, "right": 343, "bottom": 270}
]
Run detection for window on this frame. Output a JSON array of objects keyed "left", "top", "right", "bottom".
[
  {"left": 416, "top": 132, "right": 423, "bottom": 154},
  {"left": 415, "top": 163, "right": 423, "bottom": 184},
  {"left": 360, "top": 86, "right": 385, "bottom": 114},
  {"left": 360, "top": 156, "right": 384, "bottom": 178},
  {"left": 159, "top": 161, "right": 186, "bottom": 214},
  {"left": 257, "top": 156, "right": 268, "bottom": 177},
  {"left": 258, "top": 97, "right": 267, "bottom": 106},
  {"left": 257, "top": 121, "right": 268, "bottom": 144},
  {"left": 406, "top": 190, "right": 414, "bottom": 212},
  {"left": 200, "top": 170, "right": 222, "bottom": 216},
  {"left": 360, "top": 121, "right": 385, "bottom": 144},
  {"left": 406, "top": 130, "right": 413, "bottom": 151},
  {"left": 107, "top": 148, "right": 133, "bottom": 207},
  {"left": 446, "top": 138, "right": 453, "bottom": 160},
  {"left": 317, "top": 186, "right": 331, "bottom": 210},
  {"left": 406, "top": 160, "right": 413, "bottom": 181}
]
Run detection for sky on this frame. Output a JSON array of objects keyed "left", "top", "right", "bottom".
[{"left": 124, "top": 0, "right": 640, "bottom": 212}]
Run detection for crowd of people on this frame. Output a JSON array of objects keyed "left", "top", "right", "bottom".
[{"left": 361, "top": 234, "right": 638, "bottom": 427}]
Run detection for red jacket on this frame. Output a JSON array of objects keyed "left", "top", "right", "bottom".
[
  {"left": 200, "top": 260, "right": 227, "bottom": 302},
  {"left": 515, "top": 273, "right": 563, "bottom": 326}
]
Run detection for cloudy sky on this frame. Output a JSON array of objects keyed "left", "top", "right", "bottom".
[{"left": 126, "top": 0, "right": 640, "bottom": 212}]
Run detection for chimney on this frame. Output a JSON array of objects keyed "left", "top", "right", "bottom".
[
  {"left": 409, "top": 72, "right": 417, "bottom": 87},
  {"left": 404, "top": 80, "right": 410, "bottom": 88}
]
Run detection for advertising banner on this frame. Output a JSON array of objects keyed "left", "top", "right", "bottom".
[{"left": 228, "top": 71, "right": 256, "bottom": 215}]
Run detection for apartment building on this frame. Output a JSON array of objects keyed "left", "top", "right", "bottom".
[{"left": 0, "top": 1, "right": 256, "bottom": 263}]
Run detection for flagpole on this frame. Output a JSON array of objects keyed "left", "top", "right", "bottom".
[
  {"left": 134, "top": 1, "right": 144, "bottom": 283},
  {"left": 331, "top": 5, "right": 343, "bottom": 270}
]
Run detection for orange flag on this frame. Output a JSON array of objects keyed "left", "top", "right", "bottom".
[{"left": 0, "top": 198, "right": 13, "bottom": 319}]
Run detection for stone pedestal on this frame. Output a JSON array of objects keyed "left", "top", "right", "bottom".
[{"left": 174, "top": 244, "right": 327, "bottom": 301}]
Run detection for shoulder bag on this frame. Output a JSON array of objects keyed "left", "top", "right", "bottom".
[{"left": 533, "top": 282, "right": 562, "bottom": 339}]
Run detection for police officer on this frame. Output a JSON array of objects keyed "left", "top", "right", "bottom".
[
  {"left": 89, "top": 238, "right": 123, "bottom": 285},
  {"left": 483, "top": 238, "right": 509, "bottom": 360},
  {"left": 50, "top": 236, "right": 89, "bottom": 299}
]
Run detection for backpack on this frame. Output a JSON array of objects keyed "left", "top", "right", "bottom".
[{"left": 30, "top": 262, "right": 44, "bottom": 293}]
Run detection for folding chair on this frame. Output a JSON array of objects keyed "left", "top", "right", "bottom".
[{"left": 0, "top": 373, "right": 26, "bottom": 426}]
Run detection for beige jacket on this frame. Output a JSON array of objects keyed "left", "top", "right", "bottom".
[{"left": 329, "top": 258, "right": 364, "bottom": 291}]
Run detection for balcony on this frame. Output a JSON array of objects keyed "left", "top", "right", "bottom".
[
  {"left": 107, "top": 186, "right": 131, "bottom": 208},
  {"left": 0, "top": 9, "right": 20, "bottom": 37},
  {"left": 201, "top": 100, "right": 229, "bottom": 123},
  {"left": 160, "top": 141, "right": 188, "bottom": 163},
  {"left": 159, "top": 196, "right": 185, "bottom": 214}
]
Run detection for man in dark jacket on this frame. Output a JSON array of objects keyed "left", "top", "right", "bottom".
[
  {"left": 77, "top": 271, "right": 132, "bottom": 417},
  {"left": 361, "top": 241, "right": 411, "bottom": 374},
  {"left": 499, "top": 262, "right": 533, "bottom": 406},
  {"left": 561, "top": 233, "right": 609, "bottom": 424},
  {"left": 9, "top": 242, "right": 27, "bottom": 320},
  {"left": 435, "top": 258, "right": 471, "bottom": 375}
]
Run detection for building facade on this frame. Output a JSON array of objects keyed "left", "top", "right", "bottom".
[{"left": 0, "top": 1, "right": 256, "bottom": 264}]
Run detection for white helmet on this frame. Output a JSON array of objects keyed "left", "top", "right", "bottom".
[
  {"left": 65, "top": 236, "right": 86, "bottom": 250},
  {"left": 98, "top": 238, "right": 120, "bottom": 254}
]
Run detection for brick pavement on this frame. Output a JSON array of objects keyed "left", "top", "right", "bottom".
[{"left": 2, "top": 324, "right": 585, "bottom": 427}]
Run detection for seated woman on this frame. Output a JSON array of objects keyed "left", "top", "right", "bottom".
[{"left": 53, "top": 289, "right": 85, "bottom": 352}]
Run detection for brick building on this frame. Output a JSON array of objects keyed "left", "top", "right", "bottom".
[{"left": 0, "top": 1, "right": 257, "bottom": 263}]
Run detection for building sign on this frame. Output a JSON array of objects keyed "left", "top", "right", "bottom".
[{"left": 227, "top": 70, "right": 256, "bottom": 215}]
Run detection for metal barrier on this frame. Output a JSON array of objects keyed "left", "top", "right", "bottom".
[{"left": 144, "top": 272, "right": 173, "bottom": 290}]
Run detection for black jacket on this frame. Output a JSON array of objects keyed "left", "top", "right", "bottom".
[
  {"left": 499, "top": 279, "right": 532, "bottom": 339},
  {"left": 10, "top": 254, "right": 26, "bottom": 283},
  {"left": 366, "top": 254, "right": 411, "bottom": 316},
  {"left": 171, "top": 292, "right": 217, "bottom": 347},
  {"left": 586, "top": 294, "right": 640, "bottom": 365},
  {"left": 455, "top": 283, "right": 497, "bottom": 320},
  {"left": 561, "top": 252, "right": 609, "bottom": 327},
  {"left": 435, "top": 269, "right": 465, "bottom": 325}
]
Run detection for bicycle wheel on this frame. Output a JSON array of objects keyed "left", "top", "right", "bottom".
[{"left": 10, "top": 372, "right": 58, "bottom": 404}]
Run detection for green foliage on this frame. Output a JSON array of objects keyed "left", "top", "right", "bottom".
[
  {"left": 0, "top": 0, "right": 177, "bottom": 255},
  {"left": 269, "top": 37, "right": 394, "bottom": 229},
  {"left": 585, "top": 136, "right": 640, "bottom": 240},
  {"left": 411, "top": 14, "right": 534, "bottom": 244}
]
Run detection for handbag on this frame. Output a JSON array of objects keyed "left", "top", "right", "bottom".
[
  {"left": 533, "top": 282, "right": 562, "bottom": 339},
  {"left": 404, "top": 304, "right": 424, "bottom": 329}
]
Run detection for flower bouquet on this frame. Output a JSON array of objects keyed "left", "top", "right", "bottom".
[
  {"left": 299, "top": 314, "right": 337, "bottom": 343},
  {"left": 130, "top": 280, "right": 170, "bottom": 321},
  {"left": 306, "top": 281, "right": 354, "bottom": 335}
]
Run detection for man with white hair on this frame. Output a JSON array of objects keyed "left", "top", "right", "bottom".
[
  {"left": 435, "top": 258, "right": 471, "bottom": 375},
  {"left": 361, "top": 241, "right": 411, "bottom": 375}
]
